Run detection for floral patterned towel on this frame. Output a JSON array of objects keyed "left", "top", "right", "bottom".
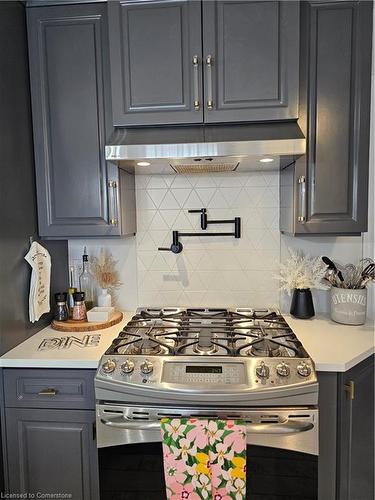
[{"left": 161, "top": 418, "right": 247, "bottom": 500}]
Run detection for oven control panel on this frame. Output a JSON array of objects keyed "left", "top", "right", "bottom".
[
  {"left": 162, "top": 362, "right": 246, "bottom": 385},
  {"left": 97, "top": 355, "right": 317, "bottom": 392}
]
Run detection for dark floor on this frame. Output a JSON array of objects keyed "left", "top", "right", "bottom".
[{"left": 99, "top": 443, "right": 318, "bottom": 500}]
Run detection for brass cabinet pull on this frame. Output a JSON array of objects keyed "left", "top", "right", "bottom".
[
  {"left": 344, "top": 380, "right": 355, "bottom": 400},
  {"left": 206, "top": 55, "right": 213, "bottom": 110},
  {"left": 192, "top": 55, "right": 200, "bottom": 111},
  {"left": 38, "top": 388, "right": 58, "bottom": 396},
  {"left": 297, "top": 175, "right": 306, "bottom": 223},
  {"left": 108, "top": 180, "right": 119, "bottom": 226}
]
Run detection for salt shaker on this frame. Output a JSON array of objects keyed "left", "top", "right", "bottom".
[
  {"left": 72, "top": 291, "right": 87, "bottom": 321},
  {"left": 54, "top": 292, "right": 69, "bottom": 321}
]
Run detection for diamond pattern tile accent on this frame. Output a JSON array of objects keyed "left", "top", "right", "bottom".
[{"left": 134, "top": 171, "right": 280, "bottom": 308}]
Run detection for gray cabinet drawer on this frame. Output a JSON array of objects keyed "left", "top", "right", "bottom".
[{"left": 3, "top": 369, "right": 95, "bottom": 409}]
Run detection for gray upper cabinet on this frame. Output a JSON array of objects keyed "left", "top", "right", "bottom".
[
  {"left": 280, "top": 0, "right": 372, "bottom": 235},
  {"left": 108, "top": 0, "right": 203, "bottom": 126},
  {"left": 27, "top": 3, "right": 136, "bottom": 238},
  {"left": 108, "top": 0, "right": 299, "bottom": 126},
  {"left": 202, "top": 1, "right": 299, "bottom": 123}
]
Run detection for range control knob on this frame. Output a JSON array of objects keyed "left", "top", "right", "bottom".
[
  {"left": 255, "top": 361, "right": 270, "bottom": 379},
  {"left": 140, "top": 359, "right": 153, "bottom": 375},
  {"left": 102, "top": 359, "right": 116, "bottom": 374},
  {"left": 121, "top": 359, "right": 135, "bottom": 374},
  {"left": 297, "top": 362, "right": 311, "bottom": 377},
  {"left": 276, "top": 362, "right": 290, "bottom": 377}
]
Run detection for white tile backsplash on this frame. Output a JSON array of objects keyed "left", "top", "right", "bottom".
[{"left": 135, "top": 171, "right": 281, "bottom": 308}]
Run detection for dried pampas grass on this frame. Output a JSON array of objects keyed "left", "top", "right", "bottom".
[
  {"left": 91, "top": 249, "right": 122, "bottom": 292},
  {"left": 275, "top": 248, "right": 329, "bottom": 295}
]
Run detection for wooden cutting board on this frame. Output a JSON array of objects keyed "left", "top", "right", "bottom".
[{"left": 51, "top": 310, "right": 123, "bottom": 332}]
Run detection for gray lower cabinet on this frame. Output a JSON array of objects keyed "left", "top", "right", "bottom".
[
  {"left": 280, "top": 0, "right": 373, "bottom": 235},
  {"left": 27, "top": 3, "right": 136, "bottom": 238},
  {"left": 318, "top": 355, "right": 374, "bottom": 500},
  {"left": 5, "top": 408, "right": 98, "bottom": 500},
  {"left": 108, "top": 0, "right": 299, "bottom": 126},
  {"left": 108, "top": 0, "right": 203, "bottom": 126},
  {"left": 202, "top": 0, "right": 299, "bottom": 123},
  {"left": 2, "top": 369, "right": 99, "bottom": 500},
  {"left": 336, "top": 356, "right": 374, "bottom": 500}
]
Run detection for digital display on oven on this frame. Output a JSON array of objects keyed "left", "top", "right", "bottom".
[{"left": 186, "top": 366, "right": 223, "bottom": 374}]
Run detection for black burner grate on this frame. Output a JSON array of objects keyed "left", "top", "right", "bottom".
[{"left": 104, "top": 308, "right": 309, "bottom": 358}]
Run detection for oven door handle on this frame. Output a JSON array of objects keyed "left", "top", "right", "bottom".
[{"left": 100, "top": 417, "right": 314, "bottom": 434}]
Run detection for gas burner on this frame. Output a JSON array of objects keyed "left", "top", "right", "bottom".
[
  {"left": 250, "top": 340, "right": 281, "bottom": 357},
  {"left": 104, "top": 307, "right": 310, "bottom": 359},
  {"left": 192, "top": 330, "right": 218, "bottom": 355},
  {"left": 129, "top": 339, "right": 163, "bottom": 355}
]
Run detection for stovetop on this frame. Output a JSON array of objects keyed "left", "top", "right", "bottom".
[
  {"left": 104, "top": 307, "right": 309, "bottom": 359},
  {"left": 96, "top": 307, "right": 318, "bottom": 405}
]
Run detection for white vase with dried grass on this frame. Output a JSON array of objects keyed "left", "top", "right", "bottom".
[{"left": 91, "top": 250, "right": 121, "bottom": 309}]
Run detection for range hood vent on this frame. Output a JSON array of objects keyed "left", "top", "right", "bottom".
[
  {"left": 171, "top": 159, "right": 239, "bottom": 174},
  {"left": 106, "top": 122, "right": 305, "bottom": 174}
]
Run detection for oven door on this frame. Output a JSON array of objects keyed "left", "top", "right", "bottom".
[{"left": 97, "top": 404, "right": 318, "bottom": 499}]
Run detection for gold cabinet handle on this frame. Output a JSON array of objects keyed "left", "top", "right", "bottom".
[{"left": 38, "top": 388, "right": 58, "bottom": 396}]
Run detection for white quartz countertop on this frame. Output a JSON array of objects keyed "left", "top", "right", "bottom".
[
  {"left": 0, "top": 312, "right": 374, "bottom": 372},
  {"left": 0, "top": 312, "right": 134, "bottom": 369},
  {"left": 284, "top": 314, "right": 374, "bottom": 372}
]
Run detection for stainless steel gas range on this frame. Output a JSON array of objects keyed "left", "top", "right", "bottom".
[{"left": 95, "top": 307, "right": 319, "bottom": 458}]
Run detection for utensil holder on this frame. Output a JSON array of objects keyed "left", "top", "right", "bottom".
[
  {"left": 290, "top": 288, "right": 315, "bottom": 319},
  {"left": 330, "top": 287, "right": 367, "bottom": 325}
]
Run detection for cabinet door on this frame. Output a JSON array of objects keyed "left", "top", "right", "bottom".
[
  {"left": 5, "top": 408, "right": 99, "bottom": 500},
  {"left": 108, "top": 0, "right": 203, "bottom": 126},
  {"left": 27, "top": 4, "right": 121, "bottom": 238},
  {"left": 291, "top": 1, "right": 372, "bottom": 234},
  {"left": 337, "top": 356, "right": 374, "bottom": 500},
  {"left": 202, "top": 1, "right": 299, "bottom": 123}
]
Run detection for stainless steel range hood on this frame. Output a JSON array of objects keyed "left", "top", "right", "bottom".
[{"left": 106, "top": 122, "right": 305, "bottom": 174}]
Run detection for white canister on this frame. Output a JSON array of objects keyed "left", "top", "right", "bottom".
[{"left": 330, "top": 287, "right": 367, "bottom": 325}]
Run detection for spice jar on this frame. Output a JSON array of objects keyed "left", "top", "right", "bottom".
[
  {"left": 67, "top": 286, "right": 77, "bottom": 318},
  {"left": 72, "top": 291, "right": 87, "bottom": 321},
  {"left": 54, "top": 292, "right": 69, "bottom": 322}
]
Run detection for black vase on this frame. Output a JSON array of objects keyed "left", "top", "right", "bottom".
[{"left": 290, "top": 288, "right": 315, "bottom": 319}]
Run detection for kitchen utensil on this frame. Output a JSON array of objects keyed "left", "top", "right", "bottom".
[
  {"left": 362, "top": 262, "right": 375, "bottom": 278},
  {"left": 322, "top": 256, "right": 344, "bottom": 286}
]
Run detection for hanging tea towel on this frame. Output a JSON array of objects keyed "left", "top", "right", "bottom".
[
  {"left": 161, "top": 418, "right": 247, "bottom": 499},
  {"left": 24, "top": 241, "right": 51, "bottom": 323}
]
